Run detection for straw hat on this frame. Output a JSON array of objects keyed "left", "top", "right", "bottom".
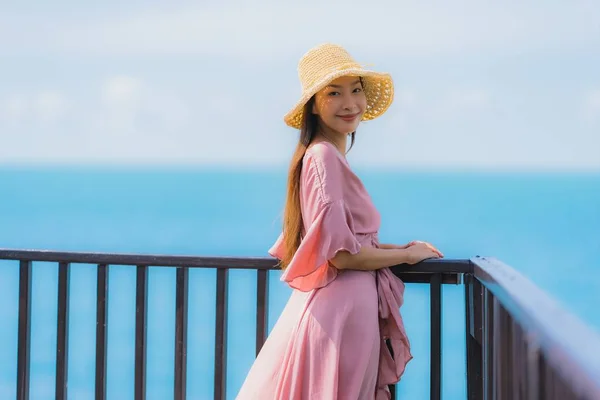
[{"left": 284, "top": 43, "right": 394, "bottom": 129}]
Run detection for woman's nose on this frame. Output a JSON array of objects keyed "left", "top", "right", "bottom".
[{"left": 342, "top": 96, "right": 357, "bottom": 111}]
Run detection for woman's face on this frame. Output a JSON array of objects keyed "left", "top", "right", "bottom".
[{"left": 312, "top": 75, "right": 367, "bottom": 135}]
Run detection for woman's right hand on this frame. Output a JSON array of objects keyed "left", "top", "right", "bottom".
[{"left": 405, "top": 241, "right": 444, "bottom": 264}]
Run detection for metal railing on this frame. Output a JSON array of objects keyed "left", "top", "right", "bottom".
[
  {"left": 466, "top": 256, "right": 600, "bottom": 400},
  {"left": 1, "top": 248, "right": 599, "bottom": 399}
]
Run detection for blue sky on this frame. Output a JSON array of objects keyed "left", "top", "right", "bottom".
[{"left": 1, "top": 0, "right": 599, "bottom": 170}]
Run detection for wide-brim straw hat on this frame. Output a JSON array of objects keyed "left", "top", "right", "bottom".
[{"left": 284, "top": 43, "right": 394, "bottom": 129}]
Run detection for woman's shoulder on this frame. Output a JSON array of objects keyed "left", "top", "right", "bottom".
[
  {"left": 305, "top": 141, "right": 347, "bottom": 170},
  {"left": 302, "top": 141, "right": 351, "bottom": 204}
]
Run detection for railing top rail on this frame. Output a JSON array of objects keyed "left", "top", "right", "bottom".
[
  {"left": 0, "top": 248, "right": 473, "bottom": 274},
  {"left": 472, "top": 256, "right": 600, "bottom": 399}
]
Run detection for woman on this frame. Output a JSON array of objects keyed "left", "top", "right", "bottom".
[{"left": 236, "top": 43, "right": 443, "bottom": 400}]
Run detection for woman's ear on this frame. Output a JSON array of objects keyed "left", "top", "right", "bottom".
[{"left": 311, "top": 100, "right": 318, "bottom": 115}]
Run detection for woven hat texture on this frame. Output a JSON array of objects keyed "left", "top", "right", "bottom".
[{"left": 284, "top": 43, "right": 394, "bottom": 129}]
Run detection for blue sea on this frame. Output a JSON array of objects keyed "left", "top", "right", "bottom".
[{"left": 0, "top": 167, "right": 599, "bottom": 400}]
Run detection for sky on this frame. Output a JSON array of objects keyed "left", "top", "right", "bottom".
[{"left": 1, "top": 0, "right": 599, "bottom": 170}]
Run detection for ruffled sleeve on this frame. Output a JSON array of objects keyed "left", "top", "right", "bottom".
[
  {"left": 268, "top": 143, "right": 361, "bottom": 292},
  {"left": 269, "top": 199, "right": 361, "bottom": 291}
]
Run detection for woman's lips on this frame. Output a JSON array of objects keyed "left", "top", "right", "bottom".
[{"left": 338, "top": 113, "right": 359, "bottom": 122}]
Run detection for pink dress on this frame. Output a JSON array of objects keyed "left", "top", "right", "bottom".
[{"left": 236, "top": 141, "right": 412, "bottom": 400}]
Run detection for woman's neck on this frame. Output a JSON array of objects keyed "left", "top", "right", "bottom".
[{"left": 314, "top": 129, "right": 348, "bottom": 156}]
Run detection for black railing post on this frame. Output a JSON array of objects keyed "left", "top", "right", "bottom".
[
  {"left": 135, "top": 265, "right": 149, "bottom": 400},
  {"left": 510, "top": 318, "right": 525, "bottom": 399},
  {"left": 95, "top": 264, "right": 109, "bottom": 400},
  {"left": 464, "top": 273, "right": 483, "bottom": 400},
  {"left": 17, "top": 260, "right": 32, "bottom": 400},
  {"left": 174, "top": 266, "right": 189, "bottom": 400},
  {"left": 255, "top": 269, "right": 269, "bottom": 356},
  {"left": 492, "top": 297, "right": 502, "bottom": 399},
  {"left": 526, "top": 342, "right": 540, "bottom": 399},
  {"left": 55, "top": 262, "right": 70, "bottom": 400},
  {"left": 430, "top": 273, "right": 442, "bottom": 400},
  {"left": 483, "top": 288, "right": 495, "bottom": 400},
  {"left": 214, "top": 268, "right": 229, "bottom": 400}
]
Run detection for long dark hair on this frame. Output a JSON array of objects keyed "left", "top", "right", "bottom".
[{"left": 280, "top": 97, "right": 356, "bottom": 269}]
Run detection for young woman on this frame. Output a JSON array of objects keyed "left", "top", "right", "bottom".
[{"left": 236, "top": 43, "right": 443, "bottom": 400}]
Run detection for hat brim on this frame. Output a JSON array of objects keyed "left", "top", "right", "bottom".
[{"left": 283, "top": 68, "right": 394, "bottom": 129}]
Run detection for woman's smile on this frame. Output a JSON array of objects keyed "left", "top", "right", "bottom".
[{"left": 337, "top": 113, "right": 360, "bottom": 122}]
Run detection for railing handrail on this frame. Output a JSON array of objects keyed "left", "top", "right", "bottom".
[
  {"left": 0, "top": 248, "right": 473, "bottom": 274},
  {"left": 472, "top": 256, "right": 600, "bottom": 399}
]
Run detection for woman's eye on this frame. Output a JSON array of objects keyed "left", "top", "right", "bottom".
[
  {"left": 353, "top": 87, "right": 363, "bottom": 93},
  {"left": 328, "top": 91, "right": 340, "bottom": 96}
]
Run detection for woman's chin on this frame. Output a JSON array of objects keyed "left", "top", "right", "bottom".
[
  {"left": 331, "top": 122, "right": 360, "bottom": 135},
  {"left": 341, "top": 124, "right": 360, "bottom": 134},
  {"left": 320, "top": 119, "right": 361, "bottom": 135}
]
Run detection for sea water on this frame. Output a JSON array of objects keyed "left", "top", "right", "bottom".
[{"left": 0, "top": 167, "right": 598, "bottom": 399}]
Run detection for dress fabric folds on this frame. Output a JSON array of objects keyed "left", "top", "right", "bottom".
[{"left": 236, "top": 141, "right": 412, "bottom": 400}]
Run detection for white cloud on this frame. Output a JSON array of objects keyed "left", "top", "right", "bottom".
[
  {"left": 0, "top": 91, "right": 68, "bottom": 124},
  {"left": 34, "top": 91, "right": 69, "bottom": 121},
  {"left": 2, "top": 1, "right": 599, "bottom": 59},
  {"left": 99, "top": 76, "right": 144, "bottom": 134},
  {"left": 1, "top": 81, "right": 598, "bottom": 169},
  {"left": 583, "top": 90, "right": 600, "bottom": 121},
  {"left": 0, "top": 1, "right": 598, "bottom": 169},
  {"left": 102, "top": 75, "right": 142, "bottom": 107},
  {"left": 1, "top": 94, "right": 28, "bottom": 122},
  {"left": 380, "top": 88, "right": 491, "bottom": 135},
  {"left": 350, "top": 86, "right": 600, "bottom": 171},
  {"left": 0, "top": 76, "right": 197, "bottom": 164},
  {"left": 95, "top": 75, "right": 190, "bottom": 136}
]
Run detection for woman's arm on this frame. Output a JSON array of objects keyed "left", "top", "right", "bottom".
[
  {"left": 330, "top": 247, "right": 411, "bottom": 271},
  {"left": 330, "top": 242, "right": 441, "bottom": 271},
  {"left": 379, "top": 243, "right": 411, "bottom": 250},
  {"left": 331, "top": 241, "right": 444, "bottom": 271}
]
